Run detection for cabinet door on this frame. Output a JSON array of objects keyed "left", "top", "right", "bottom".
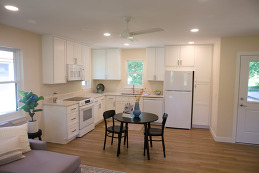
[
  {"left": 93, "top": 49, "right": 106, "bottom": 79},
  {"left": 146, "top": 48, "right": 156, "bottom": 80},
  {"left": 180, "top": 46, "right": 195, "bottom": 67},
  {"left": 106, "top": 96, "right": 115, "bottom": 110},
  {"left": 115, "top": 102, "right": 127, "bottom": 114},
  {"left": 53, "top": 37, "right": 66, "bottom": 83},
  {"left": 156, "top": 48, "right": 165, "bottom": 81},
  {"left": 74, "top": 43, "right": 82, "bottom": 65},
  {"left": 195, "top": 45, "right": 212, "bottom": 83},
  {"left": 94, "top": 100, "right": 99, "bottom": 125},
  {"left": 66, "top": 41, "right": 74, "bottom": 64},
  {"left": 192, "top": 83, "right": 211, "bottom": 126},
  {"left": 82, "top": 46, "right": 91, "bottom": 87},
  {"left": 106, "top": 49, "right": 121, "bottom": 80},
  {"left": 165, "top": 46, "right": 179, "bottom": 66}
]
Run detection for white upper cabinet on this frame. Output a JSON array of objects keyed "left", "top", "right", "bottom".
[
  {"left": 93, "top": 49, "right": 106, "bottom": 79},
  {"left": 92, "top": 49, "right": 121, "bottom": 80},
  {"left": 66, "top": 41, "right": 82, "bottom": 65},
  {"left": 146, "top": 48, "right": 165, "bottom": 81},
  {"left": 42, "top": 35, "right": 67, "bottom": 84},
  {"left": 165, "top": 45, "right": 195, "bottom": 67},
  {"left": 194, "top": 45, "right": 212, "bottom": 83}
]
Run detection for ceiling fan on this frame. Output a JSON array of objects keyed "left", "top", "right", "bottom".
[{"left": 120, "top": 16, "right": 164, "bottom": 41}]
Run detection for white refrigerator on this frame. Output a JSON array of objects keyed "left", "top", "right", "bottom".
[{"left": 164, "top": 71, "right": 193, "bottom": 129}]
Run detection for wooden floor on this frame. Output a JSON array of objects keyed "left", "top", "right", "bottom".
[{"left": 47, "top": 122, "right": 259, "bottom": 173}]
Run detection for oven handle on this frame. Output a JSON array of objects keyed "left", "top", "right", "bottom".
[{"left": 80, "top": 102, "right": 95, "bottom": 109}]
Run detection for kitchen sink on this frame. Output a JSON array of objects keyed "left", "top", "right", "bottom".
[{"left": 121, "top": 93, "right": 141, "bottom": 95}]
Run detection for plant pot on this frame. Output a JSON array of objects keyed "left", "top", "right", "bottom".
[
  {"left": 133, "top": 102, "right": 141, "bottom": 118},
  {"left": 27, "top": 120, "right": 39, "bottom": 133}
]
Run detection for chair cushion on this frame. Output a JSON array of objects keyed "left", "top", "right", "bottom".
[
  {"left": 107, "top": 125, "right": 127, "bottom": 133},
  {"left": 148, "top": 128, "right": 162, "bottom": 136},
  {"left": 0, "top": 150, "right": 81, "bottom": 173}
]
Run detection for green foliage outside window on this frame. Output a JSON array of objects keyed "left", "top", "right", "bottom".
[
  {"left": 248, "top": 62, "right": 259, "bottom": 91},
  {"left": 127, "top": 61, "right": 143, "bottom": 85}
]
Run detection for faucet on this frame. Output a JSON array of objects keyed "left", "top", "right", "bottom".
[{"left": 132, "top": 84, "right": 135, "bottom": 94}]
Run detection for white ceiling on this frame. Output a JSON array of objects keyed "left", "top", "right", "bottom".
[{"left": 0, "top": 0, "right": 259, "bottom": 48}]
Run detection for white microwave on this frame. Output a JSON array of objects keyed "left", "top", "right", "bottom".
[{"left": 67, "top": 64, "right": 85, "bottom": 81}]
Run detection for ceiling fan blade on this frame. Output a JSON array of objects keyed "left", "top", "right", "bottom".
[{"left": 131, "top": 28, "right": 164, "bottom": 36}]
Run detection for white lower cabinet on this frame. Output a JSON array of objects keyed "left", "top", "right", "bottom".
[
  {"left": 105, "top": 96, "right": 115, "bottom": 111},
  {"left": 44, "top": 104, "right": 79, "bottom": 144},
  {"left": 115, "top": 96, "right": 143, "bottom": 114},
  {"left": 94, "top": 96, "right": 105, "bottom": 125},
  {"left": 143, "top": 98, "right": 164, "bottom": 123}
]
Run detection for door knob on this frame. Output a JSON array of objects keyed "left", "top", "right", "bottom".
[{"left": 240, "top": 104, "right": 247, "bottom": 107}]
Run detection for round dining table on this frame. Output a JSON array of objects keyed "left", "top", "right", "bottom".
[{"left": 114, "top": 112, "right": 158, "bottom": 160}]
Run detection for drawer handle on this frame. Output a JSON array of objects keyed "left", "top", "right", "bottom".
[
  {"left": 71, "top": 108, "right": 77, "bottom": 111},
  {"left": 71, "top": 117, "right": 76, "bottom": 120},
  {"left": 72, "top": 129, "right": 76, "bottom": 133}
]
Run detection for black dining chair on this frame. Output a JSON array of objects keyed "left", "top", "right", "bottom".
[
  {"left": 145, "top": 113, "right": 168, "bottom": 157},
  {"left": 103, "top": 110, "right": 128, "bottom": 150}
]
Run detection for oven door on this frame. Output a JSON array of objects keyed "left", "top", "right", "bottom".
[{"left": 79, "top": 103, "right": 94, "bottom": 130}]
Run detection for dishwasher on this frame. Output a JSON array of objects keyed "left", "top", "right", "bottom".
[{"left": 143, "top": 97, "right": 164, "bottom": 124}]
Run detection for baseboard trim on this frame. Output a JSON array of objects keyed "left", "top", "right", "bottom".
[
  {"left": 192, "top": 125, "right": 209, "bottom": 129},
  {"left": 210, "top": 127, "right": 234, "bottom": 143}
]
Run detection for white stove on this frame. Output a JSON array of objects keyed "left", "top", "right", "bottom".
[{"left": 64, "top": 97, "right": 95, "bottom": 137}]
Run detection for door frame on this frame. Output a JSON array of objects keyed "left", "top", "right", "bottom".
[{"left": 233, "top": 52, "right": 259, "bottom": 143}]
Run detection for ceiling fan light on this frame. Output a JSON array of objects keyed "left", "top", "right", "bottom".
[{"left": 128, "top": 36, "right": 134, "bottom": 39}]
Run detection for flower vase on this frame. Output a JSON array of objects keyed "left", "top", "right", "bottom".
[{"left": 133, "top": 102, "right": 141, "bottom": 118}]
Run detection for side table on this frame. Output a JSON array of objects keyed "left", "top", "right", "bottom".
[{"left": 28, "top": 129, "right": 42, "bottom": 140}]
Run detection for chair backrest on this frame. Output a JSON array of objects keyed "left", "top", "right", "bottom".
[
  {"left": 161, "top": 113, "right": 168, "bottom": 133},
  {"left": 103, "top": 110, "right": 116, "bottom": 130}
]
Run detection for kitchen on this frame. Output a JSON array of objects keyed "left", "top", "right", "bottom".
[{"left": 1, "top": 23, "right": 259, "bottom": 145}]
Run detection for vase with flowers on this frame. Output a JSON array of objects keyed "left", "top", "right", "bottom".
[
  {"left": 18, "top": 91, "right": 44, "bottom": 133},
  {"left": 133, "top": 88, "right": 145, "bottom": 118}
]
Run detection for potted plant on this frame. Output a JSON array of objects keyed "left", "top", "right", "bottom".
[
  {"left": 154, "top": 89, "right": 161, "bottom": 95},
  {"left": 18, "top": 91, "right": 44, "bottom": 133}
]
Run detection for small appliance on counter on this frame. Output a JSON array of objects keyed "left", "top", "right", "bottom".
[{"left": 96, "top": 83, "right": 105, "bottom": 93}]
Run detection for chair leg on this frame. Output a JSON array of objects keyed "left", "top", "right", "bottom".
[
  {"left": 124, "top": 132, "right": 126, "bottom": 145},
  {"left": 103, "top": 131, "right": 107, "bottom": 150},
  {"left": 143, "top": 136, "right": 146, "bottom": 156},
  {"left": 111, "top": 132, "right": 114, "bottom": 145},
  {"left": 126, "top": 131, "right": 129, "bottom": 148},
  {"left": 149, "top": 135, "right": 153, "bottom": 147},
  {"left": 162, "top": 135, "right": 166, "bottom": 158}
]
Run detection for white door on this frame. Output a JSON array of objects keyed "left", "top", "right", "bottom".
[
  {"left": 105, "top": 49, "right": 121, "bottom": 80},
  {"left": 165, "top": 46, "right": 178, "bottom": 66},
  {"left": 236, "top": 55, "right": 259, "bottom": 144}
]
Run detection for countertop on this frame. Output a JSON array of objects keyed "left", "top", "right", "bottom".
[{"left": 43, "top": 92, "right": 163, "bottom": 106}]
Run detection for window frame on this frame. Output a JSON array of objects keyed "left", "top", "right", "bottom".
[
  {"left": 0, "top": 46, "right": 25, "bottom": 122},
  {"left": 125, "top": 60, "right": 144, "bottom": 88}
]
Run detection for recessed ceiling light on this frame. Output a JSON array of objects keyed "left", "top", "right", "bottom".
[
  {"left": 124, "top": 43, "right": 129, "bottom": 46},
  {"left": 4, "top": 5, "right": 19, "bottom": 11},
  {"left": 190, "top": 28, "right": 199, "bottom": 32},
  {"left": 104, "top": 33, "right": 111, "bottom": 36},
  {"left": 188, "top": 42, "right": 195, "bottom": 44}
]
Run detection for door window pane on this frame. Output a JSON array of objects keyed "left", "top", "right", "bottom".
[{"left": 247, "top": 62, "right": 259, "bottom": 102}]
